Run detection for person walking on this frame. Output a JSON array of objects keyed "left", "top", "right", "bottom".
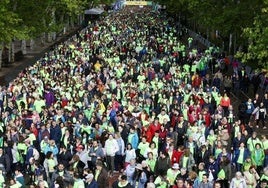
[
  {"left": 104, "top": 134, "right": 119, "bottom": 176},
  {"left": 95, "top": 160, "right": 108, "bottom": 188},
  {"left": 229, "top": 171, "right": 247, "bottom": 188}
]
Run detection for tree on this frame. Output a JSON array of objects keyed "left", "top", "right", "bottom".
[
  {"left": 89, "top": 0, "right": 114, "bottom": 8},
  {"left": 153, "top": 0, "right": 190, "bottom": 22},
  {"left": 236, "top": 0, "right": 268, "bottom": 70},
  {"left": 154, "top": 0, "right": 265, "bottom": 54},
  {"left": 0, "top": 0, "right": 113, "bottom": 68},
  {"left": 0, "top": 0, "right": 27, "bottom": 68},
  {"left": 13, "top": 0, "right": 88, "bottom": 50}
]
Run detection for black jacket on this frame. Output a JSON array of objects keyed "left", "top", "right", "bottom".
[{"left": 57, "top": 150, "right": 73, "bottom": 169}]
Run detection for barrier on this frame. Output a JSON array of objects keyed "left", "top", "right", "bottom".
[
  {"left": 174, "top": 21, "right": 214, "bottom": 48},
  {"left": 187, "top": 29, "right": 212, "bottom": 47}
]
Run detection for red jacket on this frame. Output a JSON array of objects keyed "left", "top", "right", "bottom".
[
  {"left": 141, "top": 126, "right": 153, "bottom": 143},
  {"left": 203, "top": 113, "right": 211, "bottom": 128},
  {"left": 170, "top": 114, "right": 179, "bottom": 127},
  {"left": 188, "top": 113, "right": 197, "bottom": 125},
  {"left": 220, "top": 97, "right": 231, "bottom": 107},
  {"left": 30, "top": 126, "right": 38, "bottom": 138},
  {"left": 159, "top": 129, "right": 167, "bottom": 141},
  {"left": 165, "top": 72, "right": 172, "bottom": 81},
  {"left": 170, "top": 150, "right": 184, "bottom": 165},
  {"left": 192, "top": 75, "right": 202, "bottom": 88},
  {"left": 148, "top": 123, "right": 161, "bottom": 137}
]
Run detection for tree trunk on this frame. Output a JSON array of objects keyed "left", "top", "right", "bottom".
[
  {"left": 41, "top": 32, "right": 46, "bottom": 46},
  {"left": 65, "top": 16, "right": 70, "bottom": 34},
  {"left": 60, "top": 14, "right": 64, "bottom": 25},
  {"left": 70, "top": 16, "right": 74, "bottom": 29},
  {"left": 63, "top": 27, "right": 66, "bottom": 35},
  {"left": 49, "top": 8, "right": 56, "bottom": 42},
  {"left": 30, "top": 39, "right": 35, "bottom": 50},
  {"left": 77, "top": 15, "right": 80, "bottom": 26},
  {"left": 229, "top": 33, "right": 232, "bottom": 55},
  {"left": 21, "top": 40, "right": 27, "bottom": 55},
  {"left": 233, "top": 33, "right": 237, "bottom": 55},
  {"left": 11, "top": 41, "right": 15, "bottom": 63},
  {"left": 52, "top": 32, "right": 57, "bottom": 41},
  {"left": 80, "top": 14, "right": 84, "bottom": 25},
  {"left": 8, "top": 41, "right": 15, "bottom": 63},
  {"left": 47, "top": 32, "right": 52, "bottom": 43}
]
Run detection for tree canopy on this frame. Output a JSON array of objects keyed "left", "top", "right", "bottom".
[
  {"left": 0, "top": 0, "right": 114, "bottom": 44},
  {"left": 0, "top": 0, "right": 27, "bottom": 43},
  {"left": 153, "top": 0, "right": 267, "bottom": 69},
  {"left": 1, "top": 0, "right": 266, "bottom": 69},
  {"left": 236, "top": 0, "right": 268, "bottom": 70}
]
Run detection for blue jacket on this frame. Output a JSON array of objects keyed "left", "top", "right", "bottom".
[
  {"left": 128, "top": 133, "right": 139, "bottom": 149},
  {"left": 88, "top": 145, "right": 105, "bottom": 163},
  {"left": 233, "top": 147, "right": 250, "bottom": 164},
  {"left": 50, "top": 125, "right": 62, "bottom": 144},
  {"left": 245, "top": 102, "right": 254, "bottom": 114},
  {"left": 44, "top": 145, "right": 59, "bottom": 156},
  {"left": 87, "top": 180, "right": 98, "bottom": 188},
  {"left": 208, "top": 161, "right": 219, "bottom": 180},
  {"left": 25, "top": 146, "right": 34, "bottom": 165}
]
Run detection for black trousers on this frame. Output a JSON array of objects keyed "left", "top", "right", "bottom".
[
  {"left": 114, "top": 154, "right": 124, "bottom": 171},
  {"left": 106, "top": 155, "right": 115, "bottom": 173}
]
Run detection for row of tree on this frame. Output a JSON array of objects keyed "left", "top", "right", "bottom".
[
  {"left": 1, "top": 0, "right": 266, "bottom": 69},
  {"left": 154, "top": 0, "right": 268, "bottom": 70},
  {"left": 0, "top": 0, "right": 114, "bottom": 69}
]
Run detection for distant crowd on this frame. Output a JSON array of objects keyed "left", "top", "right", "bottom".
[{"left": 0, "top": 5, "right": 267, "bottom": 188}]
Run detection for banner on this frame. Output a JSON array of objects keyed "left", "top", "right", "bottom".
[{"left": 125, "top": 1, "right": 152, "bottom": 6}]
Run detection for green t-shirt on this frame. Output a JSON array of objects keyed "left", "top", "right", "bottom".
[
  {"left": 157, "top": 82, "right": 164, "bottom": 90},
  {"left": 207, "top": 135, "right": 217, "bottom": 146},
  {"left": 47, "top": 159, "right": 56, "bottom": 172},
  {"left": 17, "top": 143, "right": 27, "bottom": 155},
  {"left": 167, "top": 169, "right": 180, "bottom": 185},
  {"left": 146, "top": 159, "right": 156, "bottom": 172},
  {"left": 152, "top": 137, "right": 159, "bottom": 149},
  {"left": 214, "top": 148, "right": 222, "bottom": 158},
  {"left": 217, "top": 169, "right": 225, "bottom": 180},
  {"left": 81, "top": 125, "right": 92, "bottom": 135},
  {"left": 237, "top": 148, "right": 245, "bottom": 164},
  {"left": 261, "top": 174, "right": 268, "bottom": 181},
  {"left": 154, "top": 176, "right": 167, "bottom": 188},
  {"left": 73, "top": 179, "right": 85, "bottom": 188},
  {"left": 0, "top": 175, "right": 5, "bottom": 188},
  {"left": 138, "top": 142, "right": 149, "bottom": 156},
  {"left": 34, "top": 99, "right": 46, "bottom": 113},
  {"left": 183, "top": 156, "right": 189, "bottom": 168},
  {"left": 137, "top": 75, "right": 146, "bottom": 82}
]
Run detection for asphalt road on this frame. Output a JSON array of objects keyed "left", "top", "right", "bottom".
[{"left": 0, "top": 23, "right": 266, "bottom": 137}]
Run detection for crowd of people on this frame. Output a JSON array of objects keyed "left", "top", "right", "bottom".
[{"left": 0, "top": 5, "right": 268, "bottom": 188}]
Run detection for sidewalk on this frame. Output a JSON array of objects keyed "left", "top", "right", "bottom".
[{"left": 0, "top": 27, "right": 81, "bottom": 86}]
